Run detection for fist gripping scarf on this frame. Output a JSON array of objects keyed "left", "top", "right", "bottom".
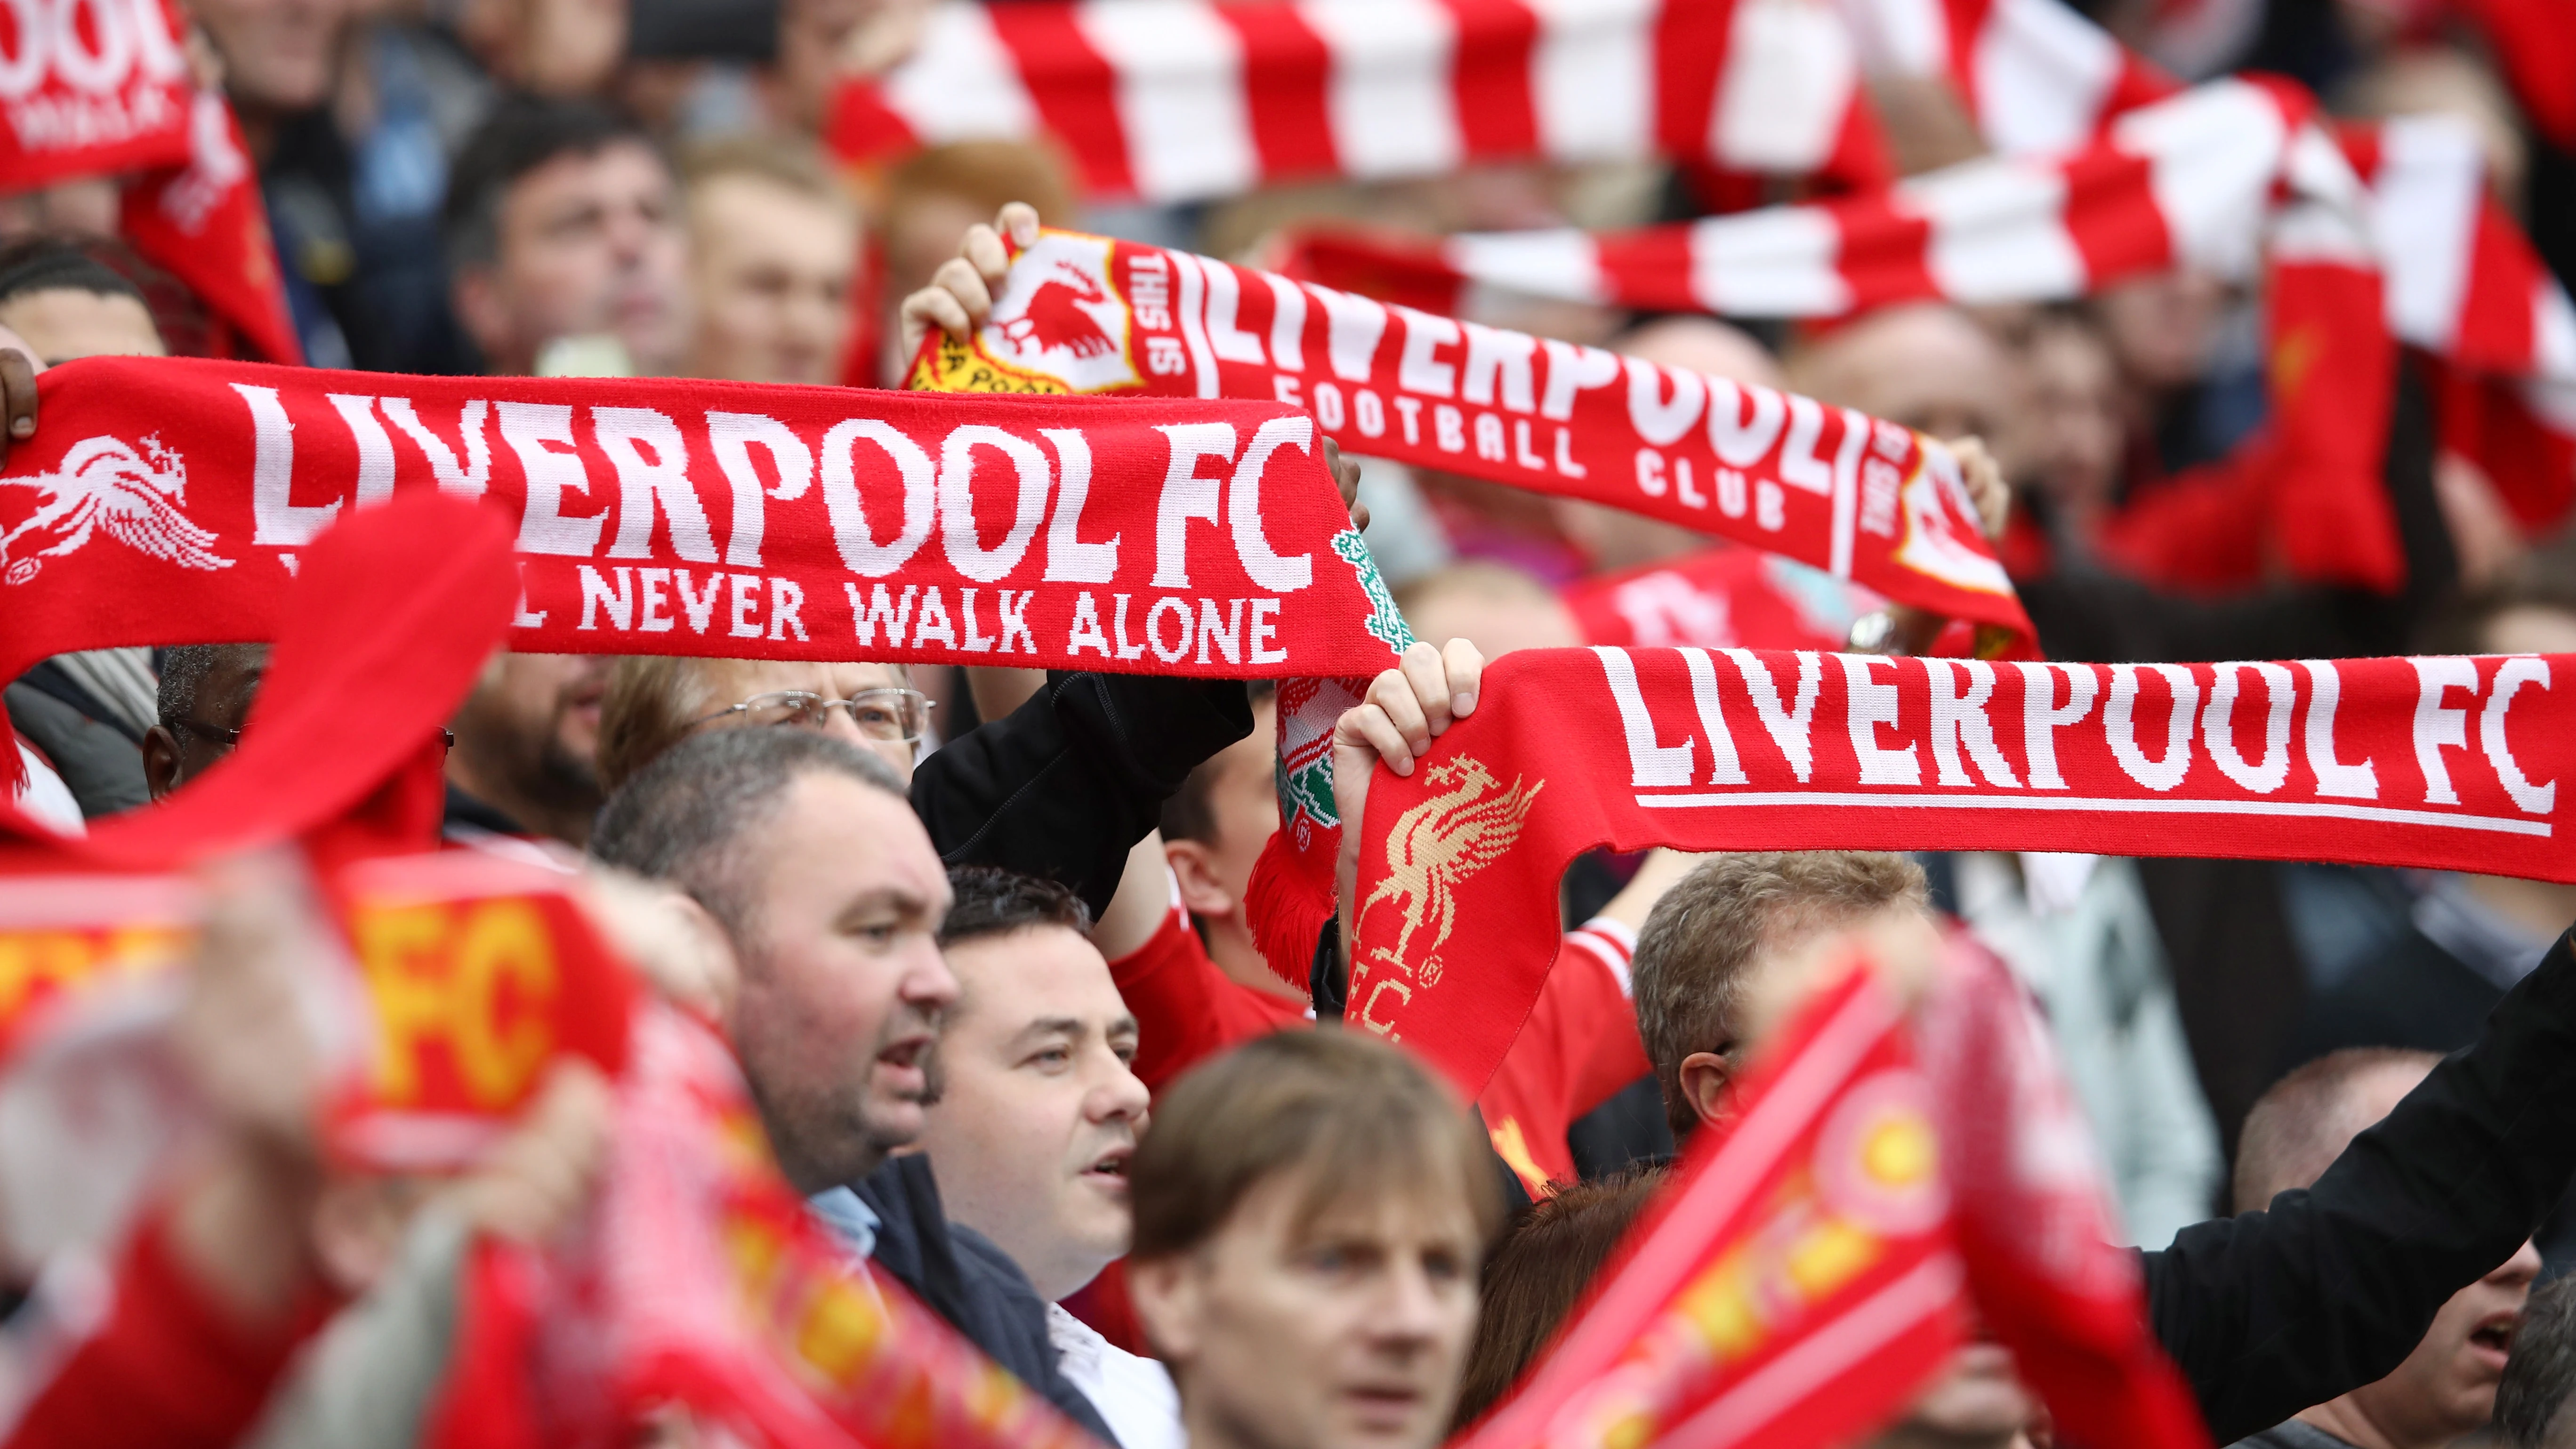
[
  {"left": 905, "top": 227, "right": 2037, "bottom": 990},
  {"left": 0, "top": 356, "right": 1408, "bottom": 685},
  {"left": 1350, "top": 645, "right": 2576, "bottom": 1099}
]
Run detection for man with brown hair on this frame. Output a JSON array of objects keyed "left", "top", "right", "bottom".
[
  {"left": 1126, "top": 1031, "right": 1502, "bottom": 1449},
  {"left": 1630, "top": 849, "right": 1936, "bottom": 1139},
  {"left": 2224, "top": 1047, "right": 2541, "bottom": 1449},
  {"left": 681, "top": 135, "right": 861, "bottom": 385}
]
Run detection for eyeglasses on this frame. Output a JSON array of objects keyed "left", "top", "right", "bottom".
[
  {"left": 690, "top": 688, "right": 934, "bottom": 744},
  {"left": 177, "top": 719, "right": 455, "bottom": 750}
]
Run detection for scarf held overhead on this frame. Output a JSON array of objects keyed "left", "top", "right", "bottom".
[
  {"left": 1282, "top": 76, "right": 2405, "bottom": 590},
  {"left": 908, "top": 230, "right": 2033, "bottom": 644},
  {"left": 0, "top": 356, "right": 1408, "bottom": 682},
  {"left": 828, "top": 0, "right": 1888, "bottom": 204},
  {"left": 0, "top": 0, "right": 194, "bottom": 191},
  {"left": 1352, "top": 645, "right": 2576, "bottom": 1100}
]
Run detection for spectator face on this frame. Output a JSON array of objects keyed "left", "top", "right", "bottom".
[
  {"left": 726, "top": 769, "right": 956, "bottom": 1193},
  {"left": 0, "top": 287, "right": 165, "bottom": 365},
  {"left": 1884, "top": 1342, "right": 2037, "bottom": 1449},
  {"left": 459, "top": 141, "right": 689, "bottom": 378},
  {"left": 194, "top": 0, "right": 349, "bottom": 115},
  {"left": 1138, "top": 1169, "right": 1483, "bottom": 1449},
  {"left": 686, "top": 173, "right": 857, "bottom": 385},
  {"left": 1166, "top": 694, "right": 1281, "bottom": 974},
  {"left": 685, "top": 660, "right": 918, "bottom": 782},
  {"left": 917, "top": 923, "right": 1148, "bottom": 1301},
  {"left": 1793, "top": 304, "right": 2013, "bottom": 451},
  {"left": 2097, "top": 271, "right": 2225, "bottom": 395},
  {"left": 141, "top": 645, "right": 271, "bottom": 801},
  {"left": 2341, "top": 1240, "right": 2543, "bottom": 1442},
  {"left": 447, "top": 651, "right": 611, "bottom": 843},
  {"left": 2019, "top": 318, "right": 2123, "bottom": 522}
]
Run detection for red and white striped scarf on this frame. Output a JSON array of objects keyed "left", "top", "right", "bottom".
[{"left": 828, "top": 0, "right": 1891, "bottom": 202}]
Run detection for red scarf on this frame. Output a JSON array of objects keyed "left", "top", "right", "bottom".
[
  {"left": 827, "top": 0, "right": 1889, "bottom": 204},
  {"left": 907, "top": 231, "right": 2032, "bottom": 644},
  {"left": 1463, "top": 944, "right": 2209, "bottom": 1449},
  {"left": 1282, "top": 76, "right": 2406, "bottom": 591},
  {"left": 1350, "top": 645, "right": 2574, "bottom": 1102},
  {"left": 1459, "top": 967, "right": 1971, "bottom": 1449},
  {"left": 0, "top": 0, "right": 193, "bottom": 191},
  {"left": 0, "top": 356, "right": 1406, "bottom": 685},
  {"left": 118, "top": 91, "right": 304, "bottom": 365}
]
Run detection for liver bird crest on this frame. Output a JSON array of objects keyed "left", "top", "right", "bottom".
[
  {"left": 1358, "top": 756, "right": 1544, "bottom": 987},
  {"left": 999, "top": 263, "right": 1120, "bottom": 360},
  {"left": 0, "top": 434, "right": 231, "bottom": 585}
]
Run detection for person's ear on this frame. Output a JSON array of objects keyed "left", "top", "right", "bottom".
[
  {"left": 1677, "top": 1051, "right": 1736, "bottom": 1131},
  {"left": 1163, "top": 839, "right": 1235, "bottom": 918},
  {"left": 1125, "top": 1253, "right": 1206, "bottom": 1367},
  {"left": 141, "top": 724, "right": 181, "bottom": 802}
]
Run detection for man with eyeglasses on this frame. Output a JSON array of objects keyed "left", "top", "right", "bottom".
[{"left": 142, "top": 644, "right": 272, "bottom": 803}]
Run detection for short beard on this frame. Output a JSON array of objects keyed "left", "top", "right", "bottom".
[{"left": 522, "top": 726, "right": 603, "bottom": 819}]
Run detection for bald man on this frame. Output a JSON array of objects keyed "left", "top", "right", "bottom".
[
  {"left": 2228, "top": 1049, "right": 2541, "bottom": 1449},
  {"left": 1787, "top": 302, "right": 2017, "bottom": 459},
  {"left": 1554, "top": 316, "right": 1787, "bottom": 573}
]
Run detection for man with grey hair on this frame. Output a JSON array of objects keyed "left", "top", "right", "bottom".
[
  {"left": 141, "top": 644, "right": 271, "bottom": 803},
  {"left": 2498, "top": 1277, "right": 2576, "bottom": 1449},
  {"left": 589, "top": 726, "right": 1119, "bottom": 1445},
  {"left": 592, "top": 726, "right": 951, "bottom": 1195}
]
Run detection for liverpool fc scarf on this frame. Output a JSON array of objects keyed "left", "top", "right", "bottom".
[
  {"left": 0, "top": 0, "right": 194, "bottom": 191},
  {"left": 827, "top": 0, "right": 1889, "bottom": 205},
  {"left": 906, "top": 231, "right": 2032, "bottom": 642},
  {"left": 0, "top": 356, "right": 1407, "bottom": 684},
  {"left": 1352, "top": 645, "right": 2576, "bottom": 1100},
  {"left": 117, "top": 91, "right": 304, "bottom": 365}
]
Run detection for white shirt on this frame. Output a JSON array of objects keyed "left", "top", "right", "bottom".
[{"left": 1047, "top": 1302, "right": 1183, "bottom": 1449}]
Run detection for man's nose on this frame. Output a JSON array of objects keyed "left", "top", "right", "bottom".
[
  {"left": 902, "top": 946, "right": 960, "bottom": 1011},
  {"left": 1370, "top": 1258, "right": 1449, "bottom": 1346},
  {"left": 1088, "top": 1055, "right": 1151, "bottom": 1124},
  {"left": 2493, "top": 1238, "right": 2544, "bottom": 1287}
]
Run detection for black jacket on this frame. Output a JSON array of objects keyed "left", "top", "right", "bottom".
[
  {"left": 855, "top": 1155, "right": 1122, "bottom": 1446},
  {"left": 910, "top": 673, "right": 1251, "bottom": 918},
  {"left": 2144, "top": 925, "right": 2576, "bottom": 1441}
]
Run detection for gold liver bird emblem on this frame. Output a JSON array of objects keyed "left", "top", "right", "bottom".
[{"left": 1358, "top": 755, "right": 1544, "bottom": 987}]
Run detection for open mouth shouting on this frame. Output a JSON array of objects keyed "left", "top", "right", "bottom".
[{"left": 1080, "top": 1142, "right": 1134, "bottom": 1194}]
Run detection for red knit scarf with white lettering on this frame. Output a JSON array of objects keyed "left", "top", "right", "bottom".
[
  {"left": 0, "top": 356, "right": 1406, "bottom": 687},
  {"left": 906, "top": 231, "right": 2040, "bottom": 993},
  {"left": 1353, "top": 645, "right": 2574, "bottom": 1098}
]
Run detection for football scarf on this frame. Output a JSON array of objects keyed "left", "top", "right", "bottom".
[
  {"left": 0, "top": 0, "right": 194, "bottom": 192},
  {"left": 1457, "top": 966, "right": 1971, "bottom": 1449},
  {"left": 1915, "top": 936, "right": 2213, "bottom": 1449},
  {"left": 827, "top": 0, "right": 1889, "bottom": 205},
  {"left": 1350, "top": 645, "right": 2576, "bottom": 1101},
  {"left": 428, "top": 1004, "right": 1103, "bottom": 1449},
  {"left": 119, "top": 91, "right": 304, "bottom": 365},
  {"left": 1283, "top": 76, "right": 2405, "bottom": 591},
  {"left": 0, "top": 356, "right": 1406, "bottom": 685},
  {"left": 1464, "top": 944, "right": 2212, "bottom": 1449},
  {"left": 906, "top": 231, "right": 2032, "bottom": 643}
]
